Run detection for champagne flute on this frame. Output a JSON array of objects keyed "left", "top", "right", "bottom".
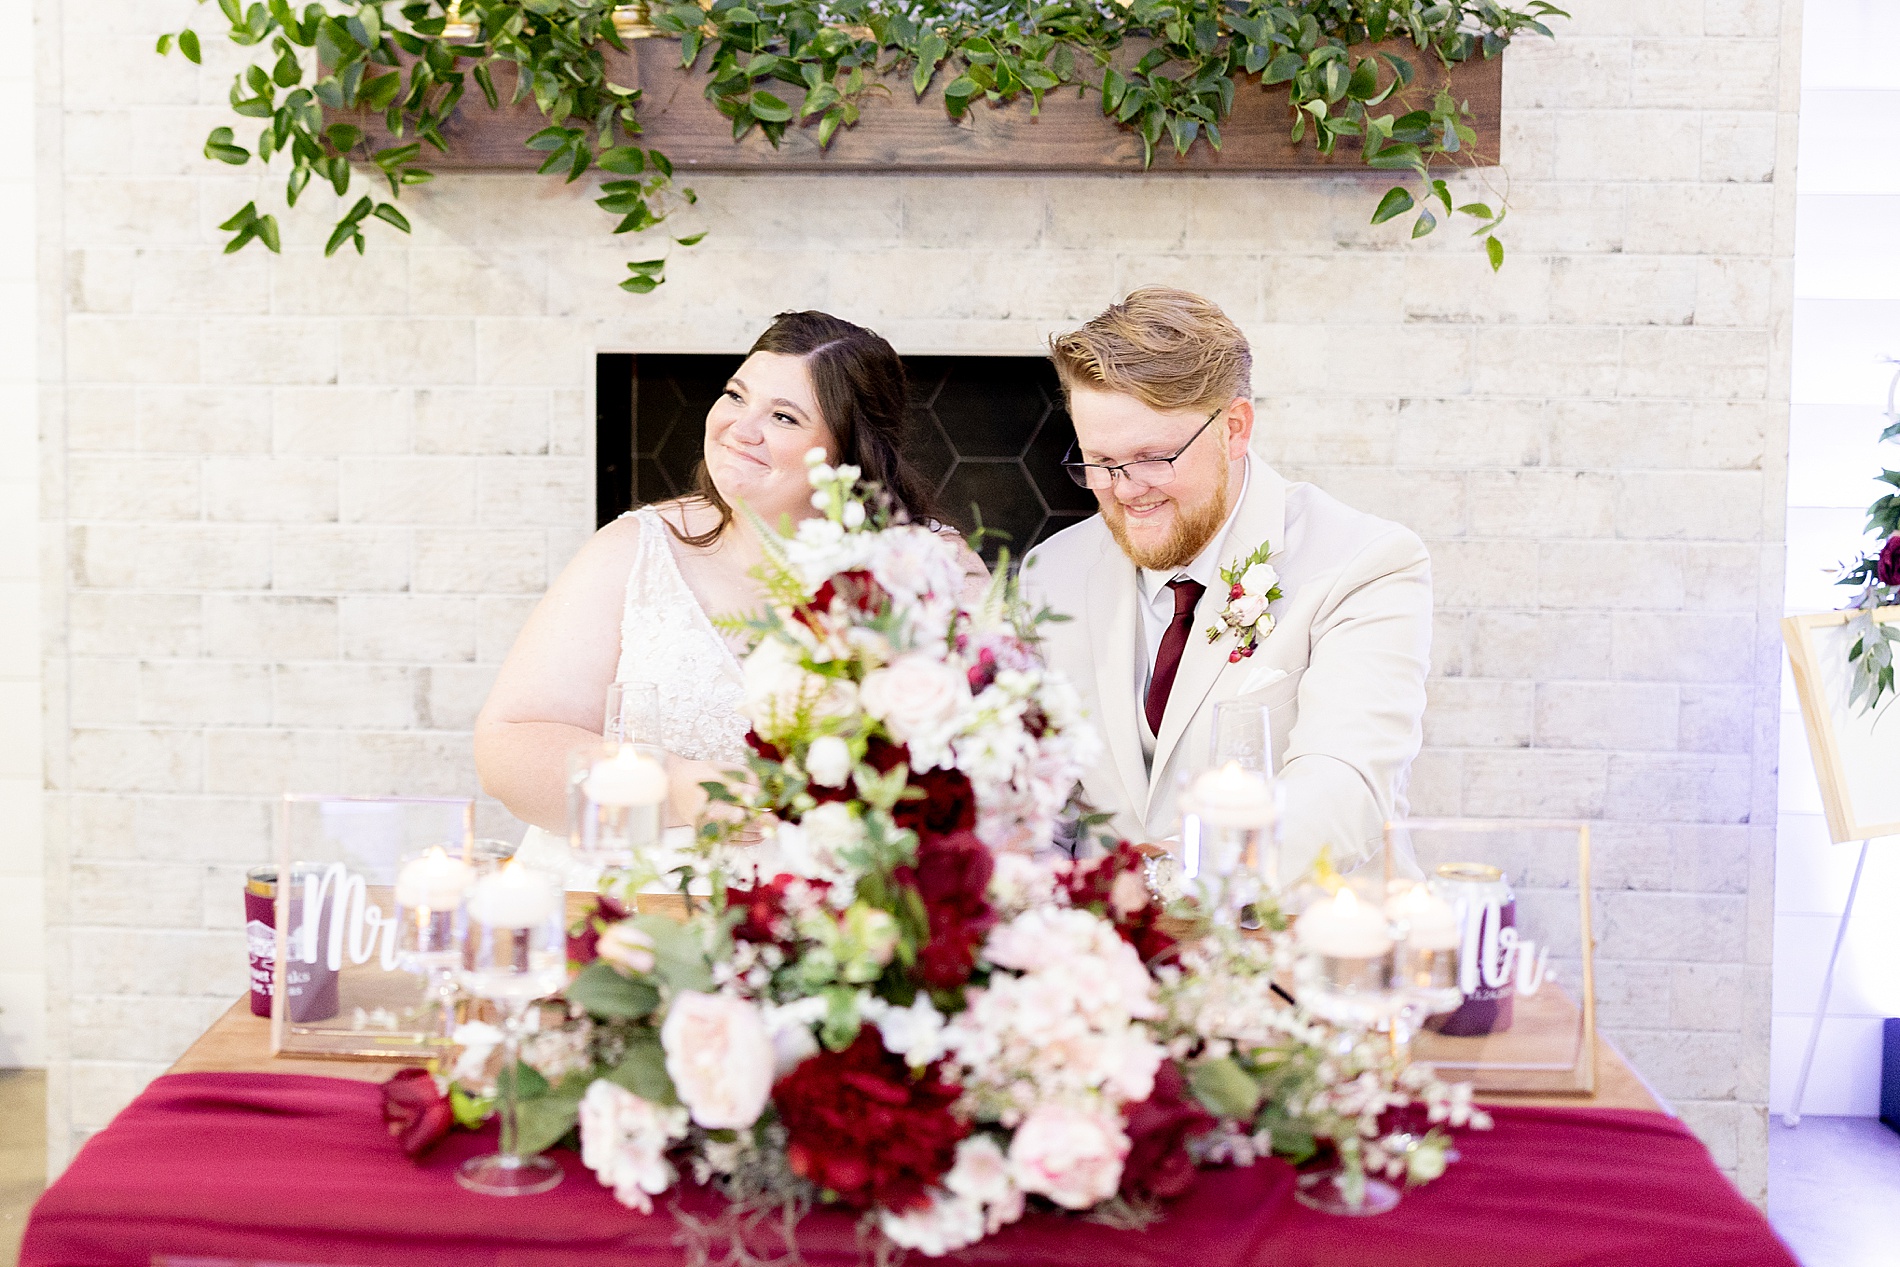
[{"left": 455, "top": 862, "right": 568, "bottom": 1196}]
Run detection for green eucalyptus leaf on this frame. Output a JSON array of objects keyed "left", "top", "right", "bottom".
[
  {"left": 566, "top": 959, "right": 662, "bottom": 1019},
  {"left": 1370, "top": 185, "right": 1413, "bottom": 224},
  {"left": 749, "top": 90, "right": 794, "bottom": 122},
  {"left": 1189, "top": 1056, "right": 1262, "bottom": 1120},
  {"left": 372, "top": 203, "right": 412, "bottom": 233}
]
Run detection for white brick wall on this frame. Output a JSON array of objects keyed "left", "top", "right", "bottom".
[
  {"left": 0, "top": 0, "right": 43, "bottom": 1073},
  {"left": 36, "top": 0, "right": 1800, "bottom": 1198}
]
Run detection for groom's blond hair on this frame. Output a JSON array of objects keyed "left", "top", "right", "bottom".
[{"left": 1048, "top": 287, "right": 1252, "bottom": 413}]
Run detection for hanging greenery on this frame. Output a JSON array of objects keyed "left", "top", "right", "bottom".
[{"left": 159, "top": 0, "right": 1564, "bottom": 292}]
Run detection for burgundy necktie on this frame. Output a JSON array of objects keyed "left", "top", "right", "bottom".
[{"left": 1146, "top": 577, "right": 1205, "bottom": 735}]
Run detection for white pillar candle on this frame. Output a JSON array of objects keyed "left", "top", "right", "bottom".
[
  {"left": 1296, "top": 886, "right": 1394, "bottom": 959},
  {"left": 1386, "top": 883, "right": 1460, "bottom": 951},
  {"left": 1187, "top": 761, "right": 1276, "bottom": 827},
  {"left": 395, "top": 845, "right": 473, "bottom": 910},
  {"left": 584, "top": 747, "right": 668, "bottom": 808},
  {"left": 467, "top": 861, "right": 561, "bottom": 928}
]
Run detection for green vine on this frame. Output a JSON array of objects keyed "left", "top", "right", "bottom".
[{"left": 159, "top": 0, "right": 1564, "bottom": 292}]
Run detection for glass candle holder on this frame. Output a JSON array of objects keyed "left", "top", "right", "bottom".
[
  {"left": 1291, "top": 880, "right": 1406, "bottom": 1218},
  {"left": 455, "top": 862, "right": 569, "bottom": 1197},
  {"left": 1178, "top": 760, "right": 1280, "bottom": 924},
  {"left": 568, "top": 741, "right": 669, "bottom": 872},
  {"left": 393, "top": 844, "right": 474, "bottom": 1042},
  {"left": 1387, "top": 880, "right": 1464, "bottom": 1024},
  {"left": 1292, "top": 881, "right": 1401, "bottom": 1030}
]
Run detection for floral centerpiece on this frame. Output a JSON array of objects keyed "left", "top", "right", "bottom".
[{"left": 390, "top": 454, "right": 1486, "bottom": 1251}]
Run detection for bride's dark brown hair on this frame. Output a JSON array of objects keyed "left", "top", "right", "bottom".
[{"left": 667, "top": 310, "right": 942, "bottom": 549}]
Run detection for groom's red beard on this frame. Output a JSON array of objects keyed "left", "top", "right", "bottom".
[{"left": 1099, "top": 457, "right": 1231, "bottom": 571}]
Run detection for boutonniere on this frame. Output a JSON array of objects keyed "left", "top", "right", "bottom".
[{"left": 1205, "top": 540, "right": 1282, "bottom": 663}]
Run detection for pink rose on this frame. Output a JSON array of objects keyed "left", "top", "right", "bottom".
[
  {"left": 660, "top": 991, "right": 775, "bottom": 1129},
  {"left": 860, "top": 654, "right": 971, "bottom": 759},
  {"left": 1007, "top": 1103, "right": 1130, "bottom": 1210}
]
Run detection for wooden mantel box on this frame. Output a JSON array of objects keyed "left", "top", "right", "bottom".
[{"left": 374, "top": 38, "right": 1501, "bottom": 174}]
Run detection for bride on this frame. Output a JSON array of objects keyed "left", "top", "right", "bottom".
[{"left": 474, "top": 310, "right": 985, "bottom": 847}]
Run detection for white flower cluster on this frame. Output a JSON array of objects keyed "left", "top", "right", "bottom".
[
  {"left": 578, "top": 1079, "right": 690, "bottom": 1214},
  {"left": 737, "top": 452, "right": 1096, "bottom": 857},
  {"left": 879, "top": 1135, "right": 1025, "bottom": 1255},
  {"left": 947, "top": 907, "right": 1163, "bottom": 1119},
  {"left": 1152, "top": 932, "right": 1308, "bottom": 1060},
  {"left": 936, "top": 907, "right": 1164, "bottom": 1211}
]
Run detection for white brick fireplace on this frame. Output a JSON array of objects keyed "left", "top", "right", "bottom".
[{"left": 31, "top": 0, "right": 1800, "bottom": 1199}]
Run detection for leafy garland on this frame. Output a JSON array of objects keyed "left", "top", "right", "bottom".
[
  {"left": 1835, "top": 362, "right": 1900, "bottom": 716},
  {"left": 160, "top": 0, "right": 1563, "bottom": 292}
]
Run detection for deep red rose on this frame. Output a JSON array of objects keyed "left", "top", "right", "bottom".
[
  {"left": 1120, "top": 1061, "right": 1217, "bottom": 1202},
  {"left": 857, "top": 738, "right": 978, "bottom": 838},
  {"left": 1878, "top": 534, "right": 1900, "bottom": 587},
  {"left": 566, "top": 893, "right": 631, "bottom": 966},
  {"left": 798, "top": 570, "right": 886, "bottom": 632},
  {"left": 383, "top": 1068, "right": 455, "bottom": 1159},
  {"left": 774, "top": 1030, "right": 968, "bottom": 1211},
  {"left": 901, "top": 829, "right": 997, "bottom": 990},
  {"left": 725, "top": 874, "right": 818, "bottom": 946},
  {"left": 1062, "top": 842, "right": 1177, "bottom": 965}
]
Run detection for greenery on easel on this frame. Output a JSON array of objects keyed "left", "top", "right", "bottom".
[
  {"left": 159, "top": 0, "right": 1563, "bottom": 292},
  {"left": 1835, "top": 361, "right": 1900, "bottom": 716}
]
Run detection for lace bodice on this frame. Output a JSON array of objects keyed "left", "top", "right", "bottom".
[{"left": 613, "top": 506, "right": 750, "bottom": 763}]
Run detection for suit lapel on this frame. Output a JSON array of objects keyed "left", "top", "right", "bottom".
[
  {"left": 1145, "top": 462, "right": 1290, "bottom": 818},
  {"left": 1084, "top": 543, "right": 1148, "bottom": 822}
]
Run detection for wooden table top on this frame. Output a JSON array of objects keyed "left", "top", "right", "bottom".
[{"left": 169, "top": 998, "right": 1668, "bottom": 1115}]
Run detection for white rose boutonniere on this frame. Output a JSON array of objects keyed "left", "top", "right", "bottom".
[{"left": 1205, "top": 540, "right": 1283, "bottom": 663}]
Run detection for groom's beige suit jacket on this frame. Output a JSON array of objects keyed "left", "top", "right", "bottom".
[{"left": 1021, "top": 457, "right": 1432, "bottom": 876}]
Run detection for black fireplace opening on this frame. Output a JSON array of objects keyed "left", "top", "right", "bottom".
[{"left": 595, "top": 353, "right": 1099, "bottom": 565}]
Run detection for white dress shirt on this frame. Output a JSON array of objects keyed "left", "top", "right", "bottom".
[{"left": 1135, "top": 459, "right": 1252, "bottom": 760}]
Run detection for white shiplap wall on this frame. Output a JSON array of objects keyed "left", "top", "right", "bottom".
[
  {"left": 1769, "top": 0, "right": 1900, "bottom": 1118},
  {"left": 0, "top": 0, "right": 44, "bottom": 1070}
]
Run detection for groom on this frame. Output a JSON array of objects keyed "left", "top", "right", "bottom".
[{"left": 1022, "top": 288, "right": 1431, "bottom": 877}]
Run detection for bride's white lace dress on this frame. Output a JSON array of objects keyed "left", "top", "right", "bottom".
[{"left": 515, "top": 505, "right": 751, "bottom": 880}]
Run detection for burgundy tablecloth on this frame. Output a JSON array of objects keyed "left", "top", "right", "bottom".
[{"left": 21, "top": 1073, "right": 1796, "bottom": 1267}]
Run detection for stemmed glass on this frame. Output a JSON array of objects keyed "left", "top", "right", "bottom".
[
  {"left": 392, "top": 844, "right": 474, "bottom": 1043},
  {"left": 455, "top": 861, "right": 568, "bottom": 1196},
  {"left": 1290, "top": 877, "right": 1406, "bottom": 1217}
]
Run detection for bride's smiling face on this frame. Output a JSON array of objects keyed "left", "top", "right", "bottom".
[{"left": 703, "top": 351, "right": 840, "bottom": 523}]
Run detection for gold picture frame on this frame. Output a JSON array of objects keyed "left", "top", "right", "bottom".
[
  {"left": 269, "top": 794, "right": 476, "bottom": 1063},
  {"left": 1781, "top": 608, "right": 1900, "bottom": 845},
  {"left": 1388, "top": 818, "right": 1597, "bottom": 1097}
]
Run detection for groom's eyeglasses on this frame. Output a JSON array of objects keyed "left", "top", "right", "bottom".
[{"left": 1061, "top": 407, "right": 1222, "bottom": 491}]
